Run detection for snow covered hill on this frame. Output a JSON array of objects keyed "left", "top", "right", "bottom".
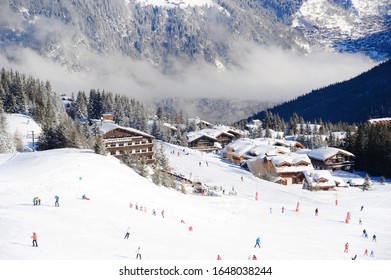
[{"left": 0, "top": 146, "right": 390, "bottom": 260}]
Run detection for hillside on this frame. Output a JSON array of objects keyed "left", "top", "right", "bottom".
[
  {"left": 0, "top": 146, "right": 390, "bottom": 262},
  {"left": 249, "top": 59, "right": 391, "bottom": 123}
]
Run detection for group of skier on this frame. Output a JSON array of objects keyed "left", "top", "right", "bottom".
[{"left": 32, "top": 195, "right": 60, "bottom": 207}]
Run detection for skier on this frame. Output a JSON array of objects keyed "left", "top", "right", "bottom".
[
  {"left": 36, "top": 197, "right": 41, "bottom": 205},
  {"left": 82, "top": 194, "right": 89, "bottom": 200},
  {"left": 281, "top": 206, "right": 285, "bottom": 213},
  {"left": 359, "top": 218, "right": 362, "bottom": 225},
  {"left": 129, "top": 202, "right": 133, "bottom": 208},
  {"left": 54, "top": 195, "right": 59, "bottom": 207},
  {"left": 135, "top": 246, "right": 142, "bottom": 260},
  {"left": 252, "top": 255, "right": 257, "bottom": 260},
  {"left": 370, "top": 250, "right": 374, "bottom": 257},
  {"left": 360, "top": 205, "right": 364, "bottom": 211},
  {"left": 364, "top": 249, "right": 368, "bottom": 256},
  {"left": 362, "top": 229, "right": 367, "bottom": 237},
  {"left": 199, "top": 162, "right": 201, "bottom": 167},
  {"left": 124, "top": 227, "right": 131, "bottom": 239},
  {"left": 161, "top": 210, "right": 165, "bottom": 218},
  {"left": 254, "top": 237, "right": 261, "bottom": 248},
  {"left": 135, "top": 203, "right": 138, "bottom": 210},
  {"left": 206, "top": 161, "right": 208, "bottom": 167},
  {"left": 372, "top": 234, "right": 377, "bottom": 242},
  {"left": 344, "top": 242, "right": 349, "bottom": 253},
  {"left": 152, "top": 209, "right": 156, "bottom": 216},
  {"left": 269, "top": 207, "right": 272, "bottom": 214},
  {"left": 241, "top": 176, "right": 243, "bottom": 182},
  {"left": 315, "top": 208, "right": 319, "bottom": 216},
  {"left": 31, "top": 232, "right": 38, "bottom": 247},
  {"left": 33, "top": 197, "right": 37, "bottom": 206},
  {"left": 217, "top": 255, "right": 222, "bottom": 260},
  {"left": 188, "top": 226, "right": 193, "bottom": 232}
]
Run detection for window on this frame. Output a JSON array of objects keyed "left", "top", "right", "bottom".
[{"left": 110, "top": 151, "right": 116, "bottom": 155}]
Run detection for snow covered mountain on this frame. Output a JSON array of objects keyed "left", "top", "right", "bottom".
[
  {"left": 292, "top": 0, "right": 391, "bottom": 60},
  {"left": 0, "top": 145, "right": 390, "bottom": 261}
]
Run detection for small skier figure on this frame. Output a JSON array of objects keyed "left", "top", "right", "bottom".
[
  {"left": 135, "top": 203, "right": 138, "bottom": 210},
  {"left": 360, "top": 205, "right": 364, "bottom": 211},
  {"left": 54, "top": 195, "right": 59, "bottom": 207},
  {"left": 372, "top": 234, "right": 376, "bottom": 242},
  {"left": 359, "top": 218, "right": 362, "bottom": 225},
  {"left": 181, "top": 219, "right": 185, "bottom": 224},
  {"left": 206, "top": 161, "right": 208, "bottom": 167},
  {"left": 252, "top": 255, "right": 257, "bottom": 260},
  {"left": 124, "top": 227, "right": 131, "bottom": 239},
  {"left": 35, "top": 197, "right": 41, "bottom": 205},
  {"left": 135, "top": 246, "right": 142, "bottom": 260},
  {"left": 344, "top": 242, "right": 349, "bottom": 253},
  {"left": 281, "top": 206, "right": 285, "bottom": 213},
  {"left": 364, "top": 249, "right": 368, "bottom": 256},
  {"left": 370, "top": 250, "right": 374, "bottom": 257},
  {"left": 254, "top": 237, "right": 261, "bottom": 248},
  {"left": 82, "top": 194, "right": 89, "bottom": 200},
  {"left": 241, "top": 176, "right": 243, "bottom": 182},
  {"left": 188, "top": 226, "right": 193, "bottom": 232},
  {"left": 362, "top": 229, "right": 367, "bottom": 237},
  {"left": 217, "top": 255, "right": 222, "bottom": 260},
  {"left": 161, "top": 210, "right": 165, "bottom": 218},
  {"left": 129, "top": 202, "right": 133, "bottom": 208},
  {"left": 199, "top": 162, "right": 201, "bottom": 167},
  {"left": 33, "top": 197, "right": 37, "bottom": 206},
  {"left": 315, "top": 208, "right": 319, "bottom": 216},
  {"left": 152, "top": 209, "right": 156, "bottom": 216},
  {"left": 31, "top": 232, "right": 38, "bottom": 247},
  {"left": 269, "top": 207, "right": 272, "bottom": 214}
]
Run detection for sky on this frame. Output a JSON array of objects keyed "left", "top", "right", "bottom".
[{"left": 0, "top": 0, "right": 377, "bottom": 105}]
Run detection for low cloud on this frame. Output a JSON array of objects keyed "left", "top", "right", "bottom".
[{"left": 0, "top": 38, "right": 376, "bottom": 106}]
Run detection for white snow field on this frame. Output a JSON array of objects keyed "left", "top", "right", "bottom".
[{"left": 0, "top": 144, "right": 390, "bottom": 261}]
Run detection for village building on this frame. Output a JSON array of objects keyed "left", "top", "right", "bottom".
[
  {"left": 94, "top": 121, "right": 155, "bottom": 164},
  {"left": 187, "top": 126, "right": 245, "bottom": 152},
  {"left": 368, "top": 117, "right": 391, "bottom": 125},
  {"left": 306, "top": 147, "right": 355, "bottom": 172},
  {"left": 303, "top": 170, "right": 336, "bottom": 191},
  {"left": 223, "top": 138, "right": 304, "bottom": 165},
  {"left": 188, "top": 117, "right": 214, "bottom": 130},
  {"left": 247, "top": 153, "right": 314, "bottom": 185}
]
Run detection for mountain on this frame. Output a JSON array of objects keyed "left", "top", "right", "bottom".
[
  {"left": 0, "top": 0, "right": 389, "bottom": 123},
  {"left": 249, "top": 59, "right": 391, "bottom": 123}
]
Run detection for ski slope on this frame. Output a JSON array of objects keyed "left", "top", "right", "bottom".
[{"left": 0, "top": 146, "right": 390, "bottom": 260}]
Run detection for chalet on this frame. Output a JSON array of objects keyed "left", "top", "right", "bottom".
[
  {"left": 188, "top": 117, "right": 214, "bottom": 130},
  {"left": 247, "top": 153, "right": 314, "bottom": 185},
  {"left": 368, "top": 117, "right": 391, "bottom": 125},
  {"left": 187, "top": 126, "right": 244, "bottom": 152},
  {"left": 303, "top": 170, "right": 336, "bottom": 191},
  {"left": 223, "top": 138, "right": 303, "bottom": 165},
  {"left": 307, "top": 147, "right": 355, "bottom": 172},
  {"left": 95, "top": 122, "right": 155, "bottom": 164}
]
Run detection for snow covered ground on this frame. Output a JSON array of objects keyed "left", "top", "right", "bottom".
[
  {"left": 4, "top": 113, "right": 41, "bottom": 151},
  {"left": 0, "top": 143, "right": 390, "bottom": 261}
]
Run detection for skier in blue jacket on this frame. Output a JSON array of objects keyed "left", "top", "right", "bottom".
[{"left": 254, "top": 237, "right": 261, "bottom": 248}]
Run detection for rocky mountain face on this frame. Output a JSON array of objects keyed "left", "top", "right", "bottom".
[{"left": 0, "top": 0, "right": 389, "bottom": 122}]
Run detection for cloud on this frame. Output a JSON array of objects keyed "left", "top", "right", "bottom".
[{"left": 0, "top": 37, "right": 376, "bottom": 107}]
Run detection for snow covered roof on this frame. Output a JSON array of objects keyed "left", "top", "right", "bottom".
[
  {"left": 163, "top": 122, "right": 178, "bottom": 131},
  {"left": 271, "top": 154, "right": 313, "bottom": 174},
  {"left": 187, "top": 126, "right": 236, "bottom": 143},
  {"left": 307, "top": 147, "right": 355, "bottom": 161},
  {"left": 368, "top": 117, "right": 391, "bottom": 124},
  {"left": 95, "top": 122, "right": 154, "bottom": 139},
  {"left": 303, "top": 170, "right": 336, "bottom": 188}
]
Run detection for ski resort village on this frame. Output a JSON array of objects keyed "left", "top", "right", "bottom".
[{"left": 1, "top": 110, "right": 391, "bottom": 262}]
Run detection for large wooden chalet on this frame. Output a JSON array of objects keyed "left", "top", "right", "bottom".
[
  {"left": 96, "top": 121, "right": 155, "bottom": 164},
  {"left": 307, "top": 147, "right": 355, "bottom": 172}
]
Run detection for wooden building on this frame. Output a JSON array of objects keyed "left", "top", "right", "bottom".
[
  {"left": 96, "top": 122, "right": 155, "bottom": 164},
  {"left": 303, "top": 170, "right": 336, "bottom": 191},
  {"left": 307, "top": 147, "right": 355, "bottom": 172}
]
